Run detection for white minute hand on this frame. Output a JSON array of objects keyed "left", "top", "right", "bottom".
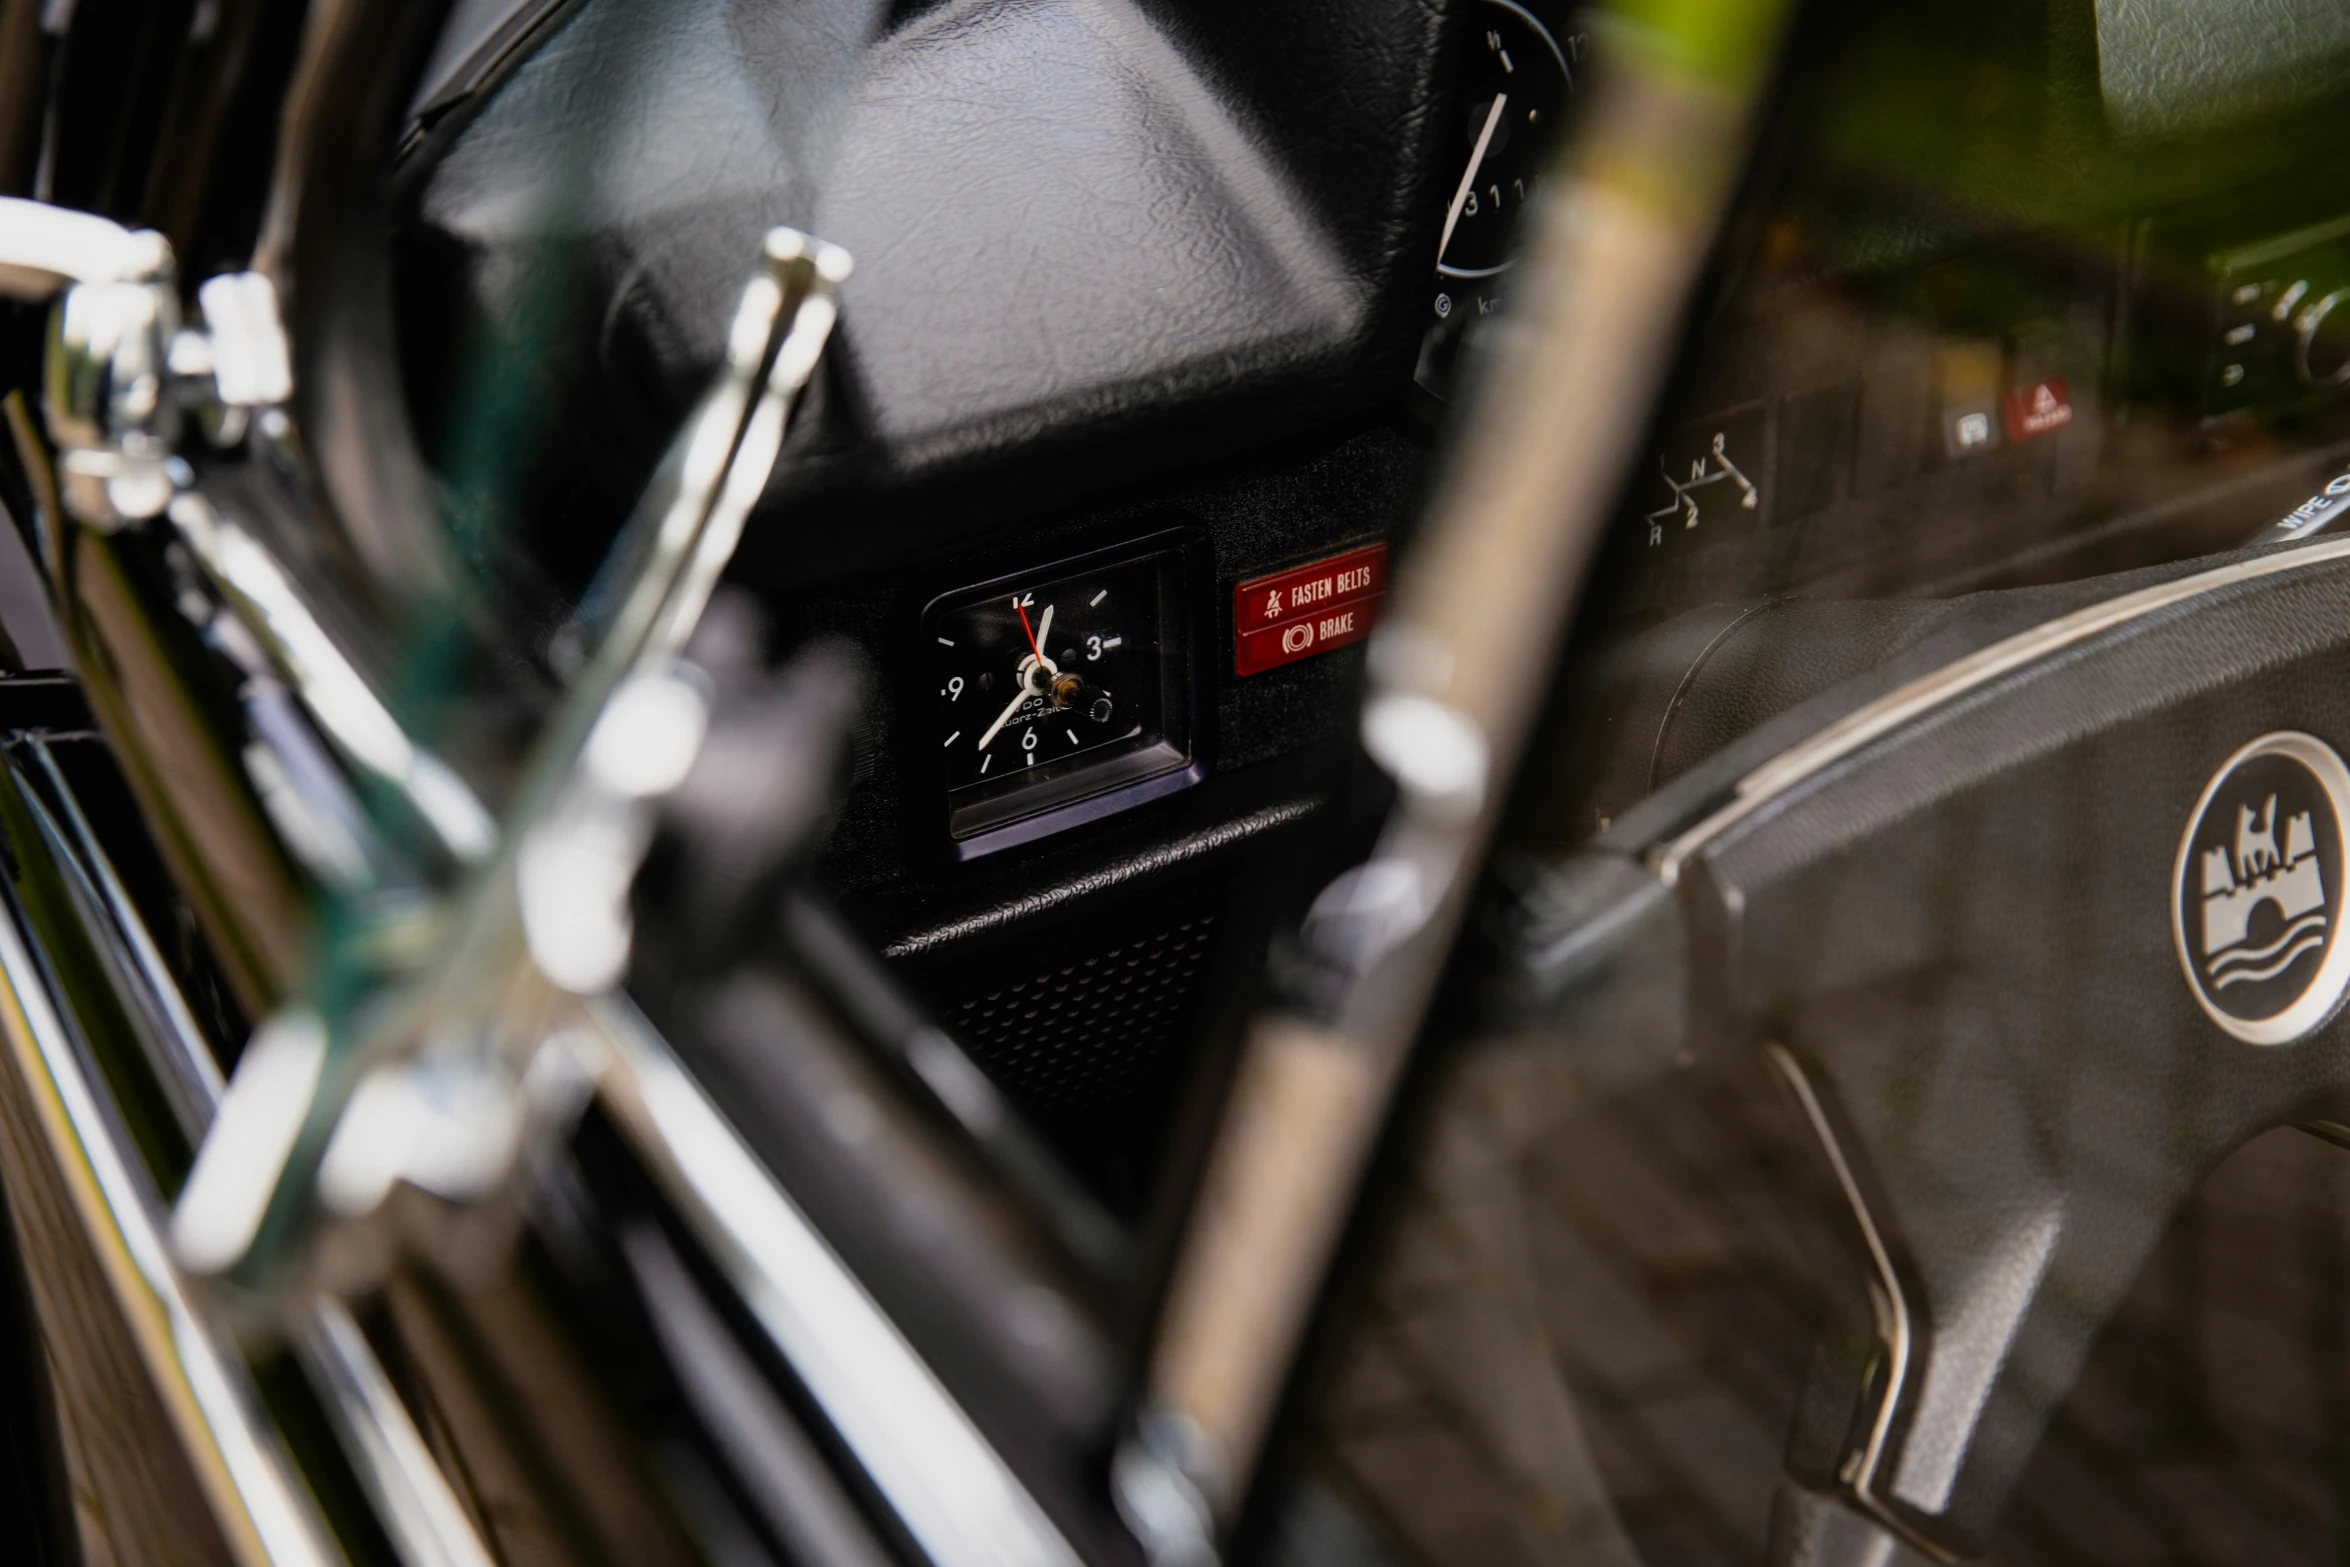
[{"left": 976, "top": 679, "right": 1032, "bottom": 751}]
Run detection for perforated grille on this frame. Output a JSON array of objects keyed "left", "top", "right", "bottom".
[{"left": 950, "top": 918, "right": 1216, "bottom": 1109}]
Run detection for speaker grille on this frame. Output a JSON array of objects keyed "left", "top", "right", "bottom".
[{"left": 950, "top": 918, "right": 1216, "bottom": 1109}]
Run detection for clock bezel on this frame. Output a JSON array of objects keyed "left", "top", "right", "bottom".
[{"left": 913, "top": 528, "right": 1208, "bottom": 860}]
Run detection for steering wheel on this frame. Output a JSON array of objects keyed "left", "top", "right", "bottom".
[{"left": 1493, "top": 533, "right": 2350, "bottom": 1562}]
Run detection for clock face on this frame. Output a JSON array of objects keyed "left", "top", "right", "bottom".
[{"left": 921, "top": 543, "right": 1195, "bottom": 848}]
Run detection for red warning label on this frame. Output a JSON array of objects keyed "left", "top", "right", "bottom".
[
  {"left": 1234, "top": 543, "right": 1388, "bottom": 676},
  {"left": 2004, "top": 376, "right": 2074, "bottom": 442}
]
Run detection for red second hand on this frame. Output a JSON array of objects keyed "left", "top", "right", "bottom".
[{"left": 1015, "top": 598, "right": 1043, "bottom": 661}]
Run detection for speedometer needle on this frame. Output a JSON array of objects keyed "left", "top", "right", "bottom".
[{"left": 1439, "top": 91, "right": 1508, "bottom": 264}]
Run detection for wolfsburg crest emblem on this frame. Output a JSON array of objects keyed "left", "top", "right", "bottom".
[{"left": 2173, "top": 733, "right": 2350, "bottom": 1044}]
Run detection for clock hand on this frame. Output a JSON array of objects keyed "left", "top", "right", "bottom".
[
  {"left": 976, "top": 669, "right": 1036, "bottom": 751},
  {"left": 1438, "top": 91, "right": 1508, "bottom": 264},
  {"left": 983, "top": 601, "right": 1060, "bottom": 751}
]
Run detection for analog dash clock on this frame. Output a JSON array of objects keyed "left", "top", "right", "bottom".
[{"left": 922, "top": 540, "right": 1197, "bottom": 853}]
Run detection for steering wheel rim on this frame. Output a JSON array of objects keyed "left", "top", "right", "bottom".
[{"left": 1486, "top": 532, "right": 2350, "bottom": 1561}]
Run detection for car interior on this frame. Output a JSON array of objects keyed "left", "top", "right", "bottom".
[
  {"left": 371, "top": 0, "right": 2350, "bottom": 1560},
  {"left": 10, "top": 0, "right": 2350, "bottom": 1560}
]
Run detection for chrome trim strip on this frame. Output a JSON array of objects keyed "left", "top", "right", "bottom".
[
  {"left": 22, "top": 737, "right": 226, "bottom": 1122},
  {"left": 11, "top": 747, "right": 495, "bottom": 1567},
  {"left": 621, "top": 1224, "right": 895, "bottom": 1567},
  {"left": 295, "top": 1303, "right": 496, "bottom": 1567},
  {"left": 589, "top": 995, "right": 1085, "bottom": 1567},
  {"left": 166, "top": 490, "right": 497, "bottom": 863},
  {"left": 1765, "top": 1045, "right": 1945, "bottom": 1559},
  {"left": 1655, "top": 535, "right": 2350, "bottom": 881},
  {"left": 0, "top": 872, "right": 342, "bottom": 1566}
]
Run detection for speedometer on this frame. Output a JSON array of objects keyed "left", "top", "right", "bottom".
[{"left": 1416, "top": 0, "right": 1580, "bottom": 402}]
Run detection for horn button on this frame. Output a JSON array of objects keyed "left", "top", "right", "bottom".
[{"left": 1512, "top": 546, "right": 2350, "bottom": 1561}]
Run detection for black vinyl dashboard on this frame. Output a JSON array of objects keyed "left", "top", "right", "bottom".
[
  {"left": 392, "top": 0, "right": 1518, "bottom": 1155},
  {"left": 387, "top": 0, "right": 2350, "bottom": 1181}
]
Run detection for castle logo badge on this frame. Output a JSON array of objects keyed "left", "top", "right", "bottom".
[{"left": 2173, "top": 733, "right": 2350, "bottom": 1044}]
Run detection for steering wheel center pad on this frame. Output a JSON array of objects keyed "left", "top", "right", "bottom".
[{"left": 1497, "top": 536, "right": 2350, "bottom": 1558}]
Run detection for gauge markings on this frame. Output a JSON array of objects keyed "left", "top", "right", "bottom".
[
  {"left": 1433, "top": 2, "right": 1573, "bottom": 284},
  {"left": 928, "top": 554, "right": 1168, "bottom": 800},
  {"left": 1440, "top": 92, "right": 1508, "bottom": 264}
]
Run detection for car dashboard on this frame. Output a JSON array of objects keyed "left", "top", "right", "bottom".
[
  {"left": 383, "top": 0, "right": 2350, "bottom": 1209},
  {"left": 5, "top": 0, "right": 2350, "bottom": 1563}
]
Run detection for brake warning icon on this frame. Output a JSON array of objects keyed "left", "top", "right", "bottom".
[{"left": 2174, "top": 732, "right": 2350, "bottom": 1044}]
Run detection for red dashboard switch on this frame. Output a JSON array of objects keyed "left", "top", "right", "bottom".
[
  {"left": 1235, "top": 543, "right": 1388, "bottom": 675},
  {"left": 2005, "top": 376, "right": 2074, "bottom": 442}
]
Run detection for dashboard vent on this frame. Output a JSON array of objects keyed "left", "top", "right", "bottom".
[{"left": 951, "top": 918, "right": 1216, "bottom": 1110}]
